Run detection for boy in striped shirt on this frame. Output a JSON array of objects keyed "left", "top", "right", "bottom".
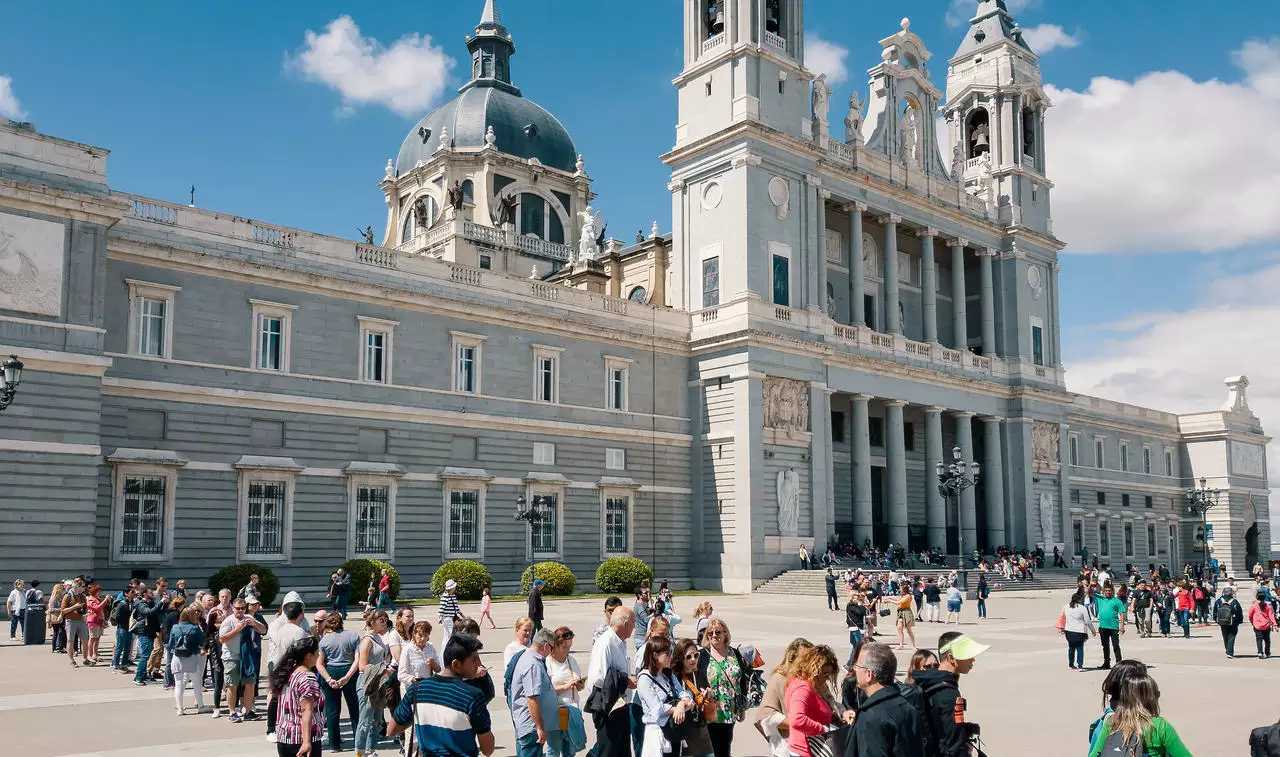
[
  {"left": 389, "top": 632, "right": 494, "bottom": 757},
  {"left": 438, "top": 579, "right": 462, "bottom": 640}
]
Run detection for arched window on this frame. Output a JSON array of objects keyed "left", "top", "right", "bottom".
[
  {"left": 704, "top": 1, "right": 724, "bottom": 38},
  {"left": 518, "top": 193, "right": 546, "bottom": 239},
  {"left": 461, "top": 179, "right": 474, "bottom": 204},
  {"left": 401, "top": 195, "right": 437, "bottom": 244},
  {"left": 765, "top": 0, "right": 782, "bottom": 34},
  {"left": 967, "top": 109, "right": 990, "bottom": 159},
  {"left": 1022, "top": 106, "right": 1037, "bottom": 162},
  {"left": 628, "top": 286, "right": 648, "bottom": 303},
  {"left": 481, "top": 55, "right": 493, "bottom": 78}
]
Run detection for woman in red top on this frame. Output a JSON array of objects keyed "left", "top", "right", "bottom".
[
  {"left": 1173, "top": 581, "right": 1193, "bottom": 639},
  {"left": 784, "top": 645, "right": 851, "bottom": 757},
  {"left": 84, "top": 585, "right": 110, "bottom": 665},
  {"left": 1249, "top": 591, "right": 1278, "bottom": 659}
]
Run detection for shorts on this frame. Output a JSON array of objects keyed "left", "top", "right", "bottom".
[
  {"left": 88, "top": 625, "right": 103, "bottom": 639},
  {"left": 224, "top": 659, "right": 244, "bottom": 687},
  {"left": 66, "top": 620, "right": 89, "bottom": 647},
  {"left": 947, "top": 601, "right": 962, "bottom": 613},
  {"left": 897, "top": 608, "right": 915, "bottom": 627}
]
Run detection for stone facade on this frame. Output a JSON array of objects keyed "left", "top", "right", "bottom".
[{"left": 0, "top": 1, "right": 1270, "bottom": 595}]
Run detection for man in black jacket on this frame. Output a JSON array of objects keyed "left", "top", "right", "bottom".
[
  {"left": 826, "top": 569, "right": 839, "bottom": 611},
  {"left": 846, "top": 642, "right": 922, "bottom": 757},
  {"left": 912, "top": 631, "right": 989, "bottom": 757}
]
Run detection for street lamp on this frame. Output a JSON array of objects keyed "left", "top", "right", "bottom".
[
  {"left": 937, "top": 446, "right": 980, "bottom": 591},
  {"left": 0, "top": 355, "right": 23, "bottom": 412},
  {"left": 515, "top": 494, "right": 550, "bottom": 588},
  {"left": 1185, "top": 476, "right": 1221, "bottom": 572}
]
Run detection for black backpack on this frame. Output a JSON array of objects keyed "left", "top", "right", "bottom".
[
  {"left": 1102, "top": 729, "right": 1151, "bottom": 757},
  {"left": 898, "top": 682, "right": 937, "bottom": 756},
  {"left": 1216, "top": 600, "right": 1236, "bottom": 626}
]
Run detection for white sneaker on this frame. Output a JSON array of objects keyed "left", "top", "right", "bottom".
[{"left": 212, "top": 709, "right": 222, "bottom": 719}]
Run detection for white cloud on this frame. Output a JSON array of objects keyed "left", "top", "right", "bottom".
[
  {"left": 946, "top": 0, "right": 1037, "bottom": 28},
  {"left": 286, "top": 16, "right": 454, "bottom": 117},
  {"left": 1022, "top": 24, "right": 1080, "bottom": 54},
  {"left": 807, "top": 35, "right": 849, "bottom": 87},
  {"left": 1045, "top": 38, "right": 1280, "bottom": 254},
  {"left": 0, "top": 76, "right": 25, "bottom": 121}
]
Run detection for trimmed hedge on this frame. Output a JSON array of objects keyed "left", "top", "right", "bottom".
[
  {"left": 431, "top": 559, "right": 492, "bottom": 601},
  {"left": 595, "top": 556, "right": 653, "bottom": 594},
  {"left": 208, "top": 564, "right": 280, "bottom": 607},
  {"left": 520, "top": 561, "right": 577, "bottom": 596},
  {"left": 339, "top": 559, "right": 401, "bottom": 601}
]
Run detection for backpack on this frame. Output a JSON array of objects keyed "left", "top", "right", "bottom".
[
  {"left": 1101, "top": 729, "right": 1151, "bottom": 757},
  {"left": 503, "top": 647, "right": 527, "bottom": 705},
  {"left": 1216, "top": 600, "right": 1236, "bottom": 626},
  {"left": 172, "top": 624, "right": 201, "bottom": 658},
  {"left": 898, "top": 682, "right": 937, "bottom": 756}
]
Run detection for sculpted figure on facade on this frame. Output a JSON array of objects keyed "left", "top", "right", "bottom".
[
  {"left": 762, "top": 377, "right": 809, "bottom": 432},
  {"left": 899, "top": 106, "right": 919, "bottom": 166},
  {"left": 810, "top": 73, "right": 830, "bottom": 142},
  {"left": 777, "top": 468, "right": 800, "bottom": 538},
  {"left": 578, "top": 206, "right": 603, "bottom": 262},
  {"left": 1039, "top": 491, "right": 1056, "bottom": 545},
  {"left": 1032, "top": 420, "right": 1060, "bottom": 464},
  {"left": 844, "top": 93, "right": 863, "bottom": 144}
]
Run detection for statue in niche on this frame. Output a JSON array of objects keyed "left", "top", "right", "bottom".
[
  {"left": 811, "top": 74, "right": 830, "bottom": 141},
  {"left": 1039, "top": 491, "right": 1056, "bottom": 545},
  {"left": 490, "top": 193, "right": 518, "bottom": 227},
  {"left": 844, "top": 93, "right": 863, "bottom": 144},
  {"left": 826, "top": 282, "right": 837, "bottom": 319},
  {"left": 899, "top": 106, "right": 919, "bottom": 166},
  {"left": 446, "top": 180, "right": 465, "bottom": 211},
  {"left": 951, "top": 142, "right": 964, "bottom": 185},
  {"left": 776, "top": 468, "right": 800, "bottom": 538},
  {"left": 412, "top": 197, "right": 430, "bottom": 229}
]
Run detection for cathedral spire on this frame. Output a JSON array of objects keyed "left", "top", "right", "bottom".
[
  {"left": 463, "top": 0, "right": 518, "bottom": 94},
  {"left": 953, "top": 0, "right": 1031, "bottom": 59},
  {"left": 479, "top": 0, "right": 500, "bottom": 29}
]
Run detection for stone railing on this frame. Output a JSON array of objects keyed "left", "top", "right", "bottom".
[
  {"left": 939, "top": 347, "right": 963, "bottom": 365},
  {"left": 602, "top": 298, "right": 628, "bottom": 315},
  {"left": 870, "top": 332, "right": 894, "bottom": 350},
  {"left": 514, "top": 232, "right": 572, "bottom": 261},
  {"left": 905, "top": 339, "right": 932, "bottom": 358},
  {"left": 529, "top": 282, "right": 560, "bottom": 300},
  {"left": 463, "top": 220, "right": 505, "bottom": 246},
  {"left": 970, "top": 354, "right": 991, "bottom": 370},
  {"left": 773, "top": 306, "right": 793, "bottom": 323},
  {"left": 130, "top": 199, "right": 178, "bottom": 225},
  {"left": 698, "top": 307, "right": 720, "bottom": 324},
  {"left": 448, "top": 264, "right": 483, "bottom": 286},
  {"left": 825, "top": 140, "right": 855, "bottom": 165},
  {"left": 763, "top": 31, "right": 786, "bottom": 53},
  {"left": 251, "top": 223, "right": 296, "bottom": 248},
  {"left": 356, "top": 245, "right": 397, "bottom": 269},
  {"left": 702, "top": 33, "right": 726, "bottom": 55}
]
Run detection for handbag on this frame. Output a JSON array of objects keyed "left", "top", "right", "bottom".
[
  {"left": 806, "top": 726, "right": 850, "bottom": 757},
  {"left": 1054, "top": 611, "right": 1066, "bottom": 631}
]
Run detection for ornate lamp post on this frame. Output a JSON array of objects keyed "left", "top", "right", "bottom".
[
  {"left": 515, "top": 494, "right": 550, "bottom": 587},
  {"left": 0, "top": 355, "right": 23, "bottom": 411},
  {"left": 1185, "top": 476, "right": 1222, "bottom": 572},
  {"left": 937, "top": 446, "right": 980, "bottom": 590}
]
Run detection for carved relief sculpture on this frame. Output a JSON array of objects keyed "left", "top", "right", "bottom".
[
  {"left": 899, "top": 107, "right": 919, "bottom": 166},
  {"left": 762, "top": 377, "right": 810, "bottom": 432},
  {"left": 776, "top": 468, "right": 800, "bottom": 538},
  {"left": 1032, "top": 421, "right": 1060, "bottom": 464},
  {"left": 1038, "top": 491, "right": 1056, "bottom": 545},
  {"left": 844, "top": 93, "right": 863, "bottom": 145},
  {"left": 810, "top": 74, "right": 830, "bottom": 142}
]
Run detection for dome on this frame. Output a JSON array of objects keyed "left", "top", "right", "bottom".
[{"left": 395, "top": 85, "right": 577, "bottom": 174}]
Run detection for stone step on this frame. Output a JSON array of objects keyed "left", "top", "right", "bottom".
[{"left": 755, "top": 568, "right": 1080, "bottom": 595}]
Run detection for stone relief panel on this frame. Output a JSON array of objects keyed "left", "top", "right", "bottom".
[
  {"left": 1032, "top": 420, "right": 1060, "bottom": 472},
  {"left": 762, "top": 377, "right": 809, "bottom": 432},
  {"left": 0, "top": 212, "right": 64, "bottom": 317},
  {"left": 1231, "top": 441, "right": 1266, "bottom": 478},
  {"left": 776, "top": 468, "right": 800, "bottom": 537}
]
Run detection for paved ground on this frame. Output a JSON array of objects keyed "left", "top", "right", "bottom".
[{"left": 2, "top": 588, "right": 1269, "bottom": 756}]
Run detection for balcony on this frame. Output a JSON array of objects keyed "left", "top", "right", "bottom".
[
  {"left": 702, "top": 33, "right": 726, "bottom": 55},
  {"left": 763, "top": 31, "right": 786, "bottom": 53}
]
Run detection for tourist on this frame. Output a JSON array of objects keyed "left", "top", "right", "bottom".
[
  {"left": 510, "top": 628, "right": 565, "bottom": 757},
  {"left": 548, "top": 626, "right": 584, "bottom": 706},
  {"left": 399, "top": 620, "right": 441, "bottom": 697},
  {"left": 240, "top": 595, "right": 268, "bottom": 716},
  {"left": 354, "top": 609, "right": 392, "bottom": 756},
  {"left": 913, "top": 632, "right": 989, "bottom": 757},
  {"left": 635, "top": 616, "right": 672, "bottom": 672},
  {"left": 386, "top": 606, "right": 414, "bottom": 670},
  {"left": 266, "top": 593, "right": 310, "bottom": 742},
  {"left": 671, "top": 638, "right": 714, "bottom": 757},
  {"left": 757, "top": 638, "right": 813, "bottom": 757},
  {"left": 1094, "top": 583, "right": 1126, "bottom": 670},
  {"left": 904, "top": 649, "right": 938, "bottom": 685},
  {"left": 1192, "top": 580, "right": 1211, "bottom": 626},
  {"left": 636, "top": 634, "right": 692, "bottom": 757},
  {"left": 528, "top": 579, "right": 546, "bottom": 633},
  {"left": 923, "top": 579, "right": 942, "bottom": 623},
  {"left": 784, "top": 644, "right": 849, "bottom": 757},
  {"left": 1250, "top": 590, "right": 1278, "bottom": 659},
  {"left": 849, "top": 642, "right": 923, "bottom": 757},
  {"left": 111, "top": 585, "right": 135, "bottom": 670},
  {"left": 505, "top": 617, "right": 535, "bottom": 671},
  {"left": 1087, "top": 661, "right": 1190, "bottom": 757},
  {"left": 478, "top": 586, "right": 497, "bottom": 630},
  {"left": 594, "top": 597, "right": 624, "bottom": 642},
  {"left": 1153, "top": 581, "right": 1173, "bottom": 638},
  {"left": 318, "top": 613, "right": 362, "bottom": 751},
  {"left": 583, "top": 607, "right": 636, "bottom": 757},
  {"left": 438, "top": 579, "right": 463, "bottom": 642},
  {"left": 133, "top": 587, "right": 165, "bottom": 685},
  {"left": 1131, "top": 580, "right": 1153, "bottom": 638},
  {"left": 1174, "top": 581, "right": 1193, "bottom": 638},
  {"left": 46, "top": 582, "right": 66, "bottom": 654},
  {"left": 377, "top": 568, "right": 393, "bottom": 611},
  {"left": 975, "top": 574, "right": 989, "bottom": 619},
  {"left": 658, "top": 581, "right": 674, "bottom": 614},
  {"left": 388, "top": 632, "right": 495, "bottom": 757},
  {"left": 825, "top": 569, "right": 839, "bottom": 611},
  {"left": 1250, "top": 716, "right": 1280, "bottom": 754},
  {"left": 219, "top": 597, "right": 266, "bottom": 722},
  {"left": 329, "top": 569, "right": 351, "bottom": 618},
  {"left": 159, "top": 595, "right": 184, "bottom": 687},
  {"left": 84, "top": 584, "right": 109, "bottom": 665},
  {"left": 696, "top": 618, "right": 748, "bottom": 757},
  {"left": 6, "top": 579, "right": 24, "bottom": 640},
  {"left": 238, "top": 574, "right": 262, "bottom": 604},
  {"left": 452, "top": 617, "right": 496, "bottom": 704},
  {"left": 845, "top": 591, "right": 867, "bottom": 665},
  {"left": 269, "top": 635, "right": 322, "bottom": 757},
  {"left": 1060, "top": 588, "right": 1094, "bottom": 670},
  {"left": 146, "top": 579, "right": 170, "bottom": 679},
  {"left": 799, "top": 544, "right": 810, "bottom": 571},
  {"left": 202, "top": 592, "right": 227, "bottom": 713},
  {"left": 945, "top": 581, "right": 963, "bottom": 625},
  {"left": 692, "top": 601, "right": 713, "bottom": 646},
  {"left": 633, "top": 586, "right": 653, "bottom": 649},
  {"left": 168, "top": 604, "right": 208, "bottom": 715},
  {"left": 895, "top": 585, "right": 917, "bottom": 651},
  {"left": 1212, "top": 586, "right": 1245, "bottom": 657}
]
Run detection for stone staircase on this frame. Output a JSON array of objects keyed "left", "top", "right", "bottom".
[{"left": 755, "top": 567, "right": 1081, "bottom": 595}]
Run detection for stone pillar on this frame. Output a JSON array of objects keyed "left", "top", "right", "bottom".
[
  {"left": 983, "top": 417, "right": 1007, "bottom": 548},
  {"left": 980, "top": 247, "right": 997, "bottom": 356},
  {"left": 816, "top": 191, "right": 829, "bottom": 319},
  {"left": 848, "top": 204, "right": 865, "bottom": 325},
  {"left": 955, "top": 412, "right": 977, "bottom": 556},
  {"left": 1050, "top": 263, "right": 1062, "bottom": 368},
  {"left": 810, "top": 384, "right": 834, "bottom": 545},
  {"left": 886, "top": 401, "right": 908, "bottom": 546},
  {"left": 925, "top": 407, "right": 946, "bottom": 551},
  {"left": 852, "top": 394, "right": 874, "bottom": 544},
  {"left": 883, "top": 214, "right": 901, "bottom": 333},
  {"left": 920, "top": 228, "right": 938, "bottom": 343},
  {"left": 951, "top": 239, "right": 968, "bottom": 350}
]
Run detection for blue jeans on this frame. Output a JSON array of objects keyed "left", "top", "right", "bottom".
[
  {"left": 113, "top": 628, "right": 134, "bottom": 668},
  {"left": 322, "top": 664, "right": 359, "bottom": 751},
  {"left": 9, "top": 609, "right": 22, "bottom": 639},
  {"left": 1157, "top": 609, "right": 1171, "bottom": 636},
  {"left": 1177, "top": 609, "right": 1191, "bottom": 637},
  {"left": 354, "top": 670, "right": 381, "bottom": 753},
  {"left": 847, "top": 629, "right": 864, "bottom": 665},
  {"left": 977, "top": 598, "right": 987, "bottom": 618},
  {"left": 134, "top": 635, "right": 155, "bottom": 682}
]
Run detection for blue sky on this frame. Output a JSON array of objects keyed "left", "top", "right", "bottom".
[{"left": 3, "top": 0, "right": 1280, "bottom": 466}]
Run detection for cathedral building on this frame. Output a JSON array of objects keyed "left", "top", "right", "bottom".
[{"left": 0, "top": 0, "right": 1269, "bottom": 593}]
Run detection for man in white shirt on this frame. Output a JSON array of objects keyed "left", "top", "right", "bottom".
[
  {"left": 7, "top": 579, "right": 26, "bottom": 640},
  {"left": 1097, "top": 564, "right": 1113, "bottom": 587},
  {"left": 264, "top": 592, "right": 309, "bottom": 742},
  {"left": 585, "top": 607, "right": 636, "bottom": 757}
]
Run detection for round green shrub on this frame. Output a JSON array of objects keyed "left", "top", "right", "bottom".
[
  {"left": 339, "top": 559, "right": 401, "bottom": 601},
  {"left": 521, "top": 561, "right": 577, "bottom": 596},
  {"left": 431, "top": 559, "right": 492, "bottom": 601},
  {"left": 208, "top": 564, "right": 280, "bottom": 607},
  {"left": 595, "top": 556, "right": 653, "bottom": 594}
]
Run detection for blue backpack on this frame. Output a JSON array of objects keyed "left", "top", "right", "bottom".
[
  {"left": 503, "top": 648, "right": 527, "bottom": 706},
  {"left": 172, "top": 624, "right": 202, "bottom": 658}
]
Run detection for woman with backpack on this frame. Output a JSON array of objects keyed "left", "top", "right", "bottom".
[
  {"left": 1212, "top": 586, "right": 1245, "bottom": 657},
  {"left": 168, "top": 604, "right": 208, "bottom": 715},
  {"left": 1087, "top": 660, "right": 1191, "bottom": 757},
  {"left": 354, "top": 609, "right": 392, "bottom": 757},
  {"left": 1249, "top": 590, "right": 1278, "bottom": 659}
]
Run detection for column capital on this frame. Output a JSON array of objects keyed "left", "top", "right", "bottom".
[
  {"left": 668, "top": 179, "right": 686, "bottom": 192},
  {"left": 852, "top": 393, "right": 874, "bottom": 403},
  {"left": 880, "top": 213, "right": 902, "bottom": 224},
  {"left": 982, "top": 415, "right": 1004, "bottom": 424},
  {"left": 980, "top": 246, "right": 1000, "bottom": 258},
  {"left": 953, "top": 411, "right": 976, "bottom": 419},
  {"left": 917, "top": 227, "right": 939, "bottom": 239},
  {"left": 884, "top": 400, "right": 907, "bottom": 408},
  {"left": 950, "top": 237, "right": 969, "bottom": 249},
  {"left": 805, "top": 174, "right": 823, "bottom": 187},
  {"left": 853, "top": 201, "right": 869, "bottom": 212},
  {"left": 925, "top": 406, "right": 947, "bottom": 415},
  {"left": 818, "top": 188, "right": 832, "bottom": 200}
]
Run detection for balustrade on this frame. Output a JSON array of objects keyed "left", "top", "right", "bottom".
[
  {"left": 773, "top": 306, "right": 792, "bottom": 322},
  {"left": 252, "top": 224, "right": 296, "bottom": 248},
  {"left": 357, "top": 245, "right": 398, "bottom": 269},
  {"left": 463, "top": 221, "right": 505, "bottom": 246},
  {"left": 529, "top": 282, "right": 560, "bottom": 300},
  {"left": 602, "top": 298, "right": 628, "bottom": 315},
  {"left": 449, "top": 265, "right": 483, "bottom": 285},
  {"left": 130, "top": 199, "right": 178, "bottom": 225},
  {"left": 870, "top": 333, "right": 894, "bottom": 350},
  {"left": 763, "top": 31, "right": 786, "bottom": 53},
  {"left": 905, "top": 340, "right": 932, "bottom": 358},
  {"left": 514, "top": 233, "right": 572, "bottom": 261},
  {"left": 702, "top": 33, "right": 726, "bottom": 54},
  {"left": 826, "top": 140, "right": 854, "bottom": 165},
  {"left": 699, "top": 307, "right": 720, "bottom": 324}
]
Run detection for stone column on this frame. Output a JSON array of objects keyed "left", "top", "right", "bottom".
[
  {"left": 980, "top": 247, "right": 997, "bottom": 356},
  {"left": 885, "top": 401, "right": 908, "bottom": 546},
  {"left": 951, "top": 239, "right": 968, "bottom": 350},
  {"left": 883, "top": 214, "right": 901, "bottom": 333},
  {"left": 1050, "top": 262, "right": 1062, "bottom": 368},
  {"left": 848, "top": 204, "right": 866, "bottom": 325},
  {"left": 816, "top": 190, "right": 830, "bottom": 319},
  {"left": 852, "top": 394, "right": 874, "bottom": 544},
  {"left": 955, "top": 412, "right": 977, "bottom": 556},
  {"left": 983, "top": 417, "right": 1007, "bottom": 548},
  {"left": 920, "top": 228, "right": 938, "bottom": 343},
  {"left": 810, "top": 384, "right": 834, "bottom": 545},
  {"left": 925, "top": 406, "right": 946, "bottom": 550}
]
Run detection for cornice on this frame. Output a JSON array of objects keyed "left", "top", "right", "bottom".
[{"left": 0, "top": 178, "right": 128, "bottom": 227}]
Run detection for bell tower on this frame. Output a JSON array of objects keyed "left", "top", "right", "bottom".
[
  {"left": 674, "top": 0, "right": 808, "bottom": 147},
  {"left": 943, "top": 0, "right": 1052, "bottom": 235}
]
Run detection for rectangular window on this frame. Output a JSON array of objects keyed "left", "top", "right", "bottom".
[
  {"left": 534, "top": 351, "right": 559, "bottom": 403},
  {"left": 245, "top": 481, "right": 285, "bottom": 555},
  {"left": 364, "top": 332, "right": 386, "bottom": 382},
  {"left": 531, "top": 492, "right": 559, "bottom": 555},
  {"left": 604, "top": 495, "right": 630, "bottom": 555},
  {"left": 1096, "top": 491, "right": 1106, "bottom": 506},
  {"left": 605, "top": 358, "right": 631, "bottom": 411},
  {"left": 868, "top": 417, "right": 884, "bottom": 448},
  {"left": 137, "top": 297, "right": 167, "bottom": 357},
  {"left": 1145, "top": 495, "right": 1153, "bottom": 509},
  {"left": 1070, "top": 489, "right": 1080, "bottom": 503},
  {"left": 1143, "top": 447, "right": 1152, "bottom": 474},
  {"left": 259, "top": 316, "right": 283, "bottom": 371},
  {"left": 831, "top": 411, "right": 846, "bottom": 444},
  {"left": 1122, "top": 493, "right": 1130, "bottom": 508},
  {"left": 1147, "top": 524, "right": 1157, "bottom": 557},
  {"left": 771, "top": 253, "right": 790, "bottom": 307},
  {"left": 533, "top": 442, "right": 556, "bottom": 466},
  {"left": 863, "top": 295, "right": 877, "bottom": 330},
  {"left": 354, "top": 485, "right": 389, "bottom": 555},
  {"left": 1095, "top": 438, "right": 1105, "bottom": 469},
  {"left": 606, "top": 448, "right": 626, "bottom": 471},
  {"left": 120, "top": 475, "right": 165, "bottom": 555},
  {"left": 479, "top": 255, "right": 492, "bottom": 270},
  {"left": 1099, "top": 521, "right": 1110, "bottom": 557},
  {"left": 1124, "top": 522, "right": 1134, "bottom": 557},
  {"left": 701, "top": 256, "right": 720, "bottom": 308},
  {"left": 1073, "top": 519, "right": 1083, "bottom": 555},
  {"left": 451, "top": 332, "right": 486, "bottom": 394},
  {"left": 1069, "top": 435, "right": 1079, "bottom": 466},
  {"left": 1120, "top": 443, "right": 1129, "bottom": 472},
  {"left": 1165, "top": 450, "right": 1173, "bottom": 476},
  {"left": 128, "top": 280, "right": 180, "bottom": 359},
  {"left": 448, "top": 488, "right": 480, "bottom": 554},
  {"left": 1031, "top": 325, "right": 1044, "bottom": 366}
]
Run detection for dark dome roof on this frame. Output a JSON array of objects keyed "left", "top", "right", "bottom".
[{"left": 395, "top": 85, "right": 577, "bottom": 174}]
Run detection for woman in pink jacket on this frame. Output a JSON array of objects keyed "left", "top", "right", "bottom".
[
  {"left": 784, "top": 645, "right": 852, "bottom": 757},
  {"left": 1249, "top": 591, "right": 1277, "bottom": 659}
]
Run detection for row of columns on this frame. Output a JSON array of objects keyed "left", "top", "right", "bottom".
[
  {"left": 831, "top": 202, "right": 999, "bottom": 355},
  {"left": 848, "top": 395, "right": 1007, "bottom": 551}
]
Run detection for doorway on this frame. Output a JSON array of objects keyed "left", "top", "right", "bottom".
[{"left": 871, "top": 467, "right": 887, "bottom": 547}]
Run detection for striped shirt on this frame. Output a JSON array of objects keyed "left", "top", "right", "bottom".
[
  {"left": 393, "top": 674, "right": 491, "bottom": 757},
  {"left": 276, "top": 668, "right": 323, "bottom": 745},
  {"left": 439, "top": 593, "right": 461, "bottom": 621}
]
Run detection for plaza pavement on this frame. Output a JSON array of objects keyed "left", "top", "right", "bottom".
[{"left": 2, "top": 587, "right": 1270, "bottom": 756}]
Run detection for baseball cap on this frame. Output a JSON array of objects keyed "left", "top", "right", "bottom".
[
  {"left": 939, "top": 634, "right": 990, "bottom": 661},
  {"left": 246, "top": 595, "right": 261, "bottom": 606},
  {"left": 445, "top": 579, "right": 458, "bottom": 591}
]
